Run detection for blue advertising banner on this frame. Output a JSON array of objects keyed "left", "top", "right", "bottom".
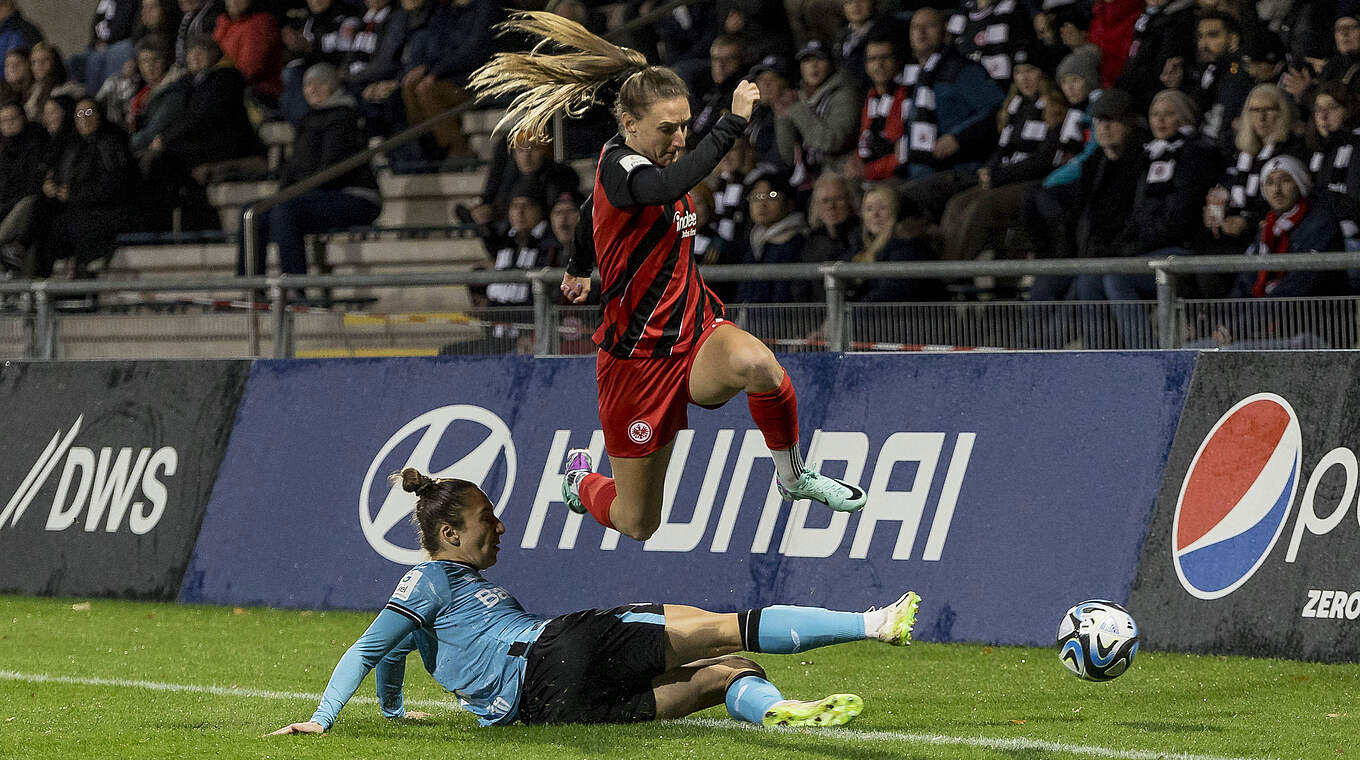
[{"left": 182, "top": 352, "right": 1195, "bottom": 646}]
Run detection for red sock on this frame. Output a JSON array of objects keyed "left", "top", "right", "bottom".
[
  {"left": 747, "top": 372, "right": 798, "bottom": 450},
  {"left": 579, "top": 473, "right": 617, "bottom": 530}
]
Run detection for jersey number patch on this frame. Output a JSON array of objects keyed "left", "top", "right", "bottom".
[{"left": 475, "top": 587, "right": 511, "bottom": 608}]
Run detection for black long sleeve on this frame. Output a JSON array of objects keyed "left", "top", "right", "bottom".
[
  {"left": 566, "top": 194, "right": 596, "bottom": 277},
  {"left": 616, "top": 113, "right": 748, "bottom": 208}
]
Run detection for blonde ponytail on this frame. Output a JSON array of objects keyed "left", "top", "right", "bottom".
[{"left": 469, "top": 11, "right": 650, "bottom": 147}]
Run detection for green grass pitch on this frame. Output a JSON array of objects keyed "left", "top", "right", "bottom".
[{"left": 1, "top": 595, "right": 1356, "bottom": 760}]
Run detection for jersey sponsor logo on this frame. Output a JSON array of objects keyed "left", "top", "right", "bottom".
[
  {"left": 0, "top": 416, "right": 179, "bottom": 535},
  {"left": 393, "top": 569, "right": 422, "bottom": 601},
  {"left": 360, "top": 405, "right": 517, "bottom": 565},
  {"left": 674, "top": 210, "right": 697, "bottom": 237},
  {"left": 619, "top": 154, "right": 652, "bottom": 173},
  {"left": 1173, "top": 394, "right": 1301, "bottom": 600},
  {"left": 627, "top": 420, "right": 653, "bottom": 444}
]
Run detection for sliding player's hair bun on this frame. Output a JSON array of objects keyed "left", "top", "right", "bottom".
[{"left": 399, "top": 468, "right": 436, "bottom": 495}]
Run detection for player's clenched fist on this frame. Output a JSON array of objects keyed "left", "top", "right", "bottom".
[{"left": 730, "top": 80, "right": 760, "bottom": 120}]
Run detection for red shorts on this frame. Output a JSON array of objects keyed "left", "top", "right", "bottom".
[{"left": 596, "top": 318, "right": 729, "bottom": 458}]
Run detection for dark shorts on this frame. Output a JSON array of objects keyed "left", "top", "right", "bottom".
[
  {"left": 596, "top": 318, "right": 729, "bottom": 458},
  {"left": 517, "top": 604, "right": 668, "bottom": 724}
]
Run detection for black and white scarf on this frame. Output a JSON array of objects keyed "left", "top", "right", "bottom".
[
  {"left": 996, "top": 94, "right": 1049, "bottom": 165},
  {"left": 1310, "top": 126, "right": 1360, "bottom": 239},
  {"left": 1228, "top": 141, "right": 1281, "bottom": 212},
  {"left": 1055, "top": 104, "right": 1087, "bottom": 163},
  {"left": 948, "top": 0, "right": 1022, "bottom": 83},
  {"left": 896, "top": 53, "right": 942, "bottom": 169}
]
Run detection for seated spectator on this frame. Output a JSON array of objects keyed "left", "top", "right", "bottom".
[
  {"left": 469, "top": 137, "right": 579, "bottom": 229},
  {"left": 1115, "top": 0, "right": 1197, "bottom": 113},
  {"left": 851, "top": 34, "right": 908, "bottom": 182},
  {"left": 948, "top": 0, "right": 1036, "bottom": 89},
  {"left": 775, "top": 40, "right": 859, "bottom": 192},
  {"left": 1029, "top": 89, "right": 1142, "bottom": 303},
  {"left": 544, "top": 187, "right": 583, "bottom": 271},
  {"left": 1240, "top": 27, "right": 1286, "bottom": 86},
  {"left": 0, "top": 101, "right": 47, "bottom": 269},
  {"left": 341, "top": 0, "right": 414, "bottom": 140},
  {"left": 803, "top": 172, "right": 860, "bottom": 264},
  {"left": 128, "top": 36, "right": 186, "bottom": 156},
  {"left": 280, "top": 0, "right": 360, "bottom": 124},
  {"left": 175, "top": 0, "right": 223, "bottom": 69},
  {"left": 842, "top": 184, "right": 946, "bottom": 304},
  {"left": 137, "top": 0, "right": 185, "bottom": 47},
  {"left": 1231, "top": 154, "right": 1345, "bottom": 298},
  {"left": 3, "top": 46, "right": 32, "bottom": 106},
  {"left": 146, "top": 36, "right": 265, "bottom": 229},
  {"left": 26, "top": 43, "right": 83, "bottom": 126},
  {"left": 26, "top": 98, "right": 134, "bottom": 279},
  {"left": 38, "top": 93, "right": 76, "bottom": 171},
  {"left": 894, "top": 8, "right": 1005, "bottom": 187},
  {"left": 938, "top": 49, "right": 1071, "bottom": 261},
  {"left": 238, "top": 63, "right": 381, "bottom": 277},
  {"left": 0, "top": 1, "right": 41, "bottom": 65},
  {"left": 1184, "top": 11, "right": 1253, "bottom": 149},
  {"left": 1090, "top": 0, "right": 1142, "bottom": 87},
  {"left": 735, "top": 169, "right": 812, "bottom": 304},
  {"left": 836, "top": 0, "right": 899, "bottom": 94},
  {"left": 1319, "top": 4, "right": 1360, "bottom": 96},
  {"left": 341, "top": 0, "right": 396, "bottom": 84},
  {"left": 690, "top": 34, "right": 747, "bottom": 147},
  {"left": 688, "top": 181, "right": 739, "bottom": 278},
  {"left": 1102, "top": 89, "right": 1220, "bottom": 347},
  {"left": 398, "top": 0, "right": 498, "bottom": 162},
  {"left": 744, "top": 55, "right": 792, "bottom": 166},
  {"left": 71, "top": 0, "right": 139, "bottom": 92},
  {"left": 482, "top": 180, "right": 551, "bottom": 347},
  {"left": 1193, "top": 83, "right": 1304, "bottom": 294},
  {"left": 1307, "top": 82, "right": 1360, "bottom": 252},
  {"left": 214, "top": 0, "right": 284, "bottom": 102}
]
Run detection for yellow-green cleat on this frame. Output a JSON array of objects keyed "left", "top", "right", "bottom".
[
  {"left": 761, "top": 693, "right": 863, "bottom": 728},
  {"left": 870, "top": 591, "right": 921, "bottom": 646}
]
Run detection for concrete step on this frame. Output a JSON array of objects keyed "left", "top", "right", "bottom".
[{"left": 112, "top": 238, "right": 488, "bottom": 276}]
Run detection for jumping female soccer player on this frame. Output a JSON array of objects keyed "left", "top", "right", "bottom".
[
  {"left": 467, "top": 13, "right": 866, "bottom": 542},
  {"left": 269, "top": 471, "right": 920, "bottom": 734}
]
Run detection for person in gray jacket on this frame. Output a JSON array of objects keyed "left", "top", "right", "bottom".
[{"left": 774, "top": 40, "right": 859, "bottom": 192}]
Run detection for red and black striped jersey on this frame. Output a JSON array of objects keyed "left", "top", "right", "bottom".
[{"left": 590, "top": 133, "right": 728, "bottom": 359}]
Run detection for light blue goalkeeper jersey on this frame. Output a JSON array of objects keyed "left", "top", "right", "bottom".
[{"left": 309, "top": 560, "right": 549, "bottom": 728}]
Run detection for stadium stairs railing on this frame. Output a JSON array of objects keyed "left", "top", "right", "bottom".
[{"left": 5, "top": 251, "right": 1360, "bottom": 359}]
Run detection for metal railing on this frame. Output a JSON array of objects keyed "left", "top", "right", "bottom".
[{"left": 5, "top": 251, "right": 1360, "bottom": 359}]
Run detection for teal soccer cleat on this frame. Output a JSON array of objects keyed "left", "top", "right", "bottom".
[
  {"left": 761, "top": 693, "right": 864, "bottom": 728},
  {"left": 561, "top": 448, "right": 593, "bottom": 515},
  {"left": 776, "top": 466, "right": 867, "bottom": 512}
]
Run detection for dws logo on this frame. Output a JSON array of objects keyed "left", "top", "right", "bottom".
[
  {"left": 360, "top": 405, "right": 516, "bottom": 565},
  {"left": 1173, "top": 394, "right": 1302, "bottom": 599},
  {"left": 0, "top": 416, "right": 179, "bottom": 535}
]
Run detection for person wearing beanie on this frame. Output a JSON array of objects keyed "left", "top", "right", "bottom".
[
  {"left": 1100, "top": 88, "right": 1220, "bottom": 347},
  {"left": 1229, "top": 153, "right": 1347, "bottom": 300},
  {"left": 1241, "top": 28, "right": 1287, "bottom": 86},
  {"left": 1319, "top": 3, "right": 1360, "bottom": 96},
  {"left": 1187, "top": 10, "right": 1254, "bottom": 150},
  {"left": 775, "top": 39, "right": 859, "bottom": 192}
]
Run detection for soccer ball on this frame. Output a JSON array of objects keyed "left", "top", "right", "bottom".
[{"left": 1056, "top": 600, "right": 1139, "bottom": 682}]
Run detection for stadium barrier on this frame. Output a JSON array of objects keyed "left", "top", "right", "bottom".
[
  {"left": 181, "top": 351, "right": 1194, "bottom": 648},
  {"left": 0, "top": 361, "right": 250, "bottom": 599},
  {"left": 1130, "top": 351, "right": 1360, "bottom": 663}
]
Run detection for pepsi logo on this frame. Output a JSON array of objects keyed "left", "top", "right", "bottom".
[{"left": 1173, "top": 393, "right": 1301, "bottom": 600}]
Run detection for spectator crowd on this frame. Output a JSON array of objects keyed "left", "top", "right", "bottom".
[{"left": 0, "top": 0, "right": 1358, "bottom": 348}]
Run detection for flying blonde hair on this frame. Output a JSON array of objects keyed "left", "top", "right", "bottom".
[{"left": 468, "top": 11, "right": 688, "bottom": 148}]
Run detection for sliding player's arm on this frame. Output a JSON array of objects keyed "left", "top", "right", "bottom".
[{"left": 374, "top": 631, "right": 425, "bottom": 720}]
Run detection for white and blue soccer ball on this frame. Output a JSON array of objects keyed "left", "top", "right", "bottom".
[{"left": 1056, "top": 600, "right": 1140, "bottom": 682}]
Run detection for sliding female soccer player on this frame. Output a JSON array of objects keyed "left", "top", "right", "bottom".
[
  {"left": 467, "top": 13, "right": 866, "bottom": 542},
  {"left": 270, "top": 471, "right": 919, "bottom": 734}
]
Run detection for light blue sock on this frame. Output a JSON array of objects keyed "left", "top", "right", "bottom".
[
  {"left": 725, "top": 675, "right": 783, "bottom": 724},
  {"left": 755, "top": 605, "right": 868, "bottom": 654}
]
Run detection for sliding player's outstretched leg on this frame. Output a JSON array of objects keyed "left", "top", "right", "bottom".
[{"left": 689, "top": 323, "right": 866, "bottom": 513}]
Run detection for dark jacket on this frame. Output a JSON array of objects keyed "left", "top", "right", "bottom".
[
  {"left": 735, "top": 212, "right": 812, "bottom": 303},
  {"left": 89, "top": 0, "right": 139, "bottom": 47},
  {"left": 1073, "top": 145, "right": 1143, "bottom": 258},
  {"left": 344, "top": 6, "right": 406, "bottom": 87},
  {"left": 1115, "top": 127, "right": 1221, "bottom": 256},
  {"left": 295, "top": 5, "right": 361, "bottom": 68},
  {"left": 804, "top": 217, "right": 860, "bottom": 263},
  {"left": 1189, "top": 52, "right": 1254, "bottom": 150},
  {"left": 1232, "top": 202, "right": 1347, "bottom": 297},
  {"left": 900, "top": 47, "right": 1005, "bottom": 179},
  {"left": 1320, "top": 53, "right": 1360, "bottom": 97},
  {"left": 282, "top": 92, "right": 378, "bottom": 192},
  {"left": 480, "top": 154, "right": 580, "bottom": 221},
  {"left": 1310, "top": 124, "right": 1360, "bottom": 242},
  {"left": 0, "top": 121, "right": 47, "bottom": 215},
  {"left": 1115, "top": 0, "right": 1197, "bottom": 112},
  {"left": 428, "top": 0, "right": 498, "bottom": 86},
  {"left": 130, "top": 73, "right": 189, "bottom": 153},
  {"left": 54, "top": 126, "right": 136, "bottom": 209},
  {"left": 161, "top": 64, "right": 265, "bottom": 165},
  {"left": 842, "top": 235, "right": 947, "bottom": 302}
]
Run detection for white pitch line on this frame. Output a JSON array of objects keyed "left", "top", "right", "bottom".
[{"left": 0, "top": 670, "right": 1278, "bottom": 760}]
